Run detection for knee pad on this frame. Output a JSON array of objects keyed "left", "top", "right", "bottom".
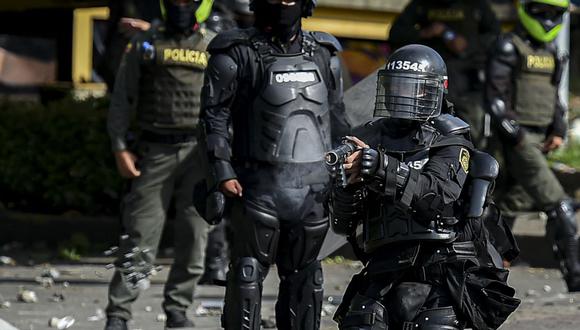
[
  {"left": 279, "top": 218, "right": 329, "bottom": 271},
  {"left": 406, "top": 307, "right": 462, "bottom": 330},
  {"left": 245, "top": 206, "right": 280, "bottom": 265},
  {"left": 339, "top": 293, "right": 388, "bottom": 330}
]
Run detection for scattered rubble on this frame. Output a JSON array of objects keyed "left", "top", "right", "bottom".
[
  {"left": 194, "top": 300, "right": 224, "bottom": 316},
  {"left": 155, "top": 313, "right": 167, "bottom": 322},
  {"left": 48, "top": 316, "right": 75, "bottom": 329},
  {"left": 17, "top": 289, "right": 38, "bottom": 303},
  {"left": 543, "top": 285, "right": 552, "bottom": 293},
  {"left": 50, "top": 293, "right": 65, "bottom": 303},
  {"left": 0, "top": 256, "right": 16, "bottom": 266},
  {"left": 87, "top": 308, "right": 105, "bottom": 322},
  {"left": 0, "top": 301, "right": 11, "bottom": 309},
  {"left": 35, "top": 276, "right": 54, "bottom": 288},
  {"left": 144, "top": 306, "right": 152, "bottom": 312}
]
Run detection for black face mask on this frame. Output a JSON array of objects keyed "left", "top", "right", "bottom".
[
  {"left": 165, "top": 1, "right": 198, "bottom": 33},
  {"left": 254, "top": 1, "right": 303, "bottom": 42}
]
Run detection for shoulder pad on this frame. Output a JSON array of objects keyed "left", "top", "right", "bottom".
[
  {"left": 429, "top": 114, "right": 470, "bottom": 135},
  {"left": 495, "top": 34, "right": 516, "bottom": 56},
  {"left": 309, "top": 31, "right": 343, "bottom": 52},
  {"left": 207, "top": 28, "right": 253, "bottom": 53}
]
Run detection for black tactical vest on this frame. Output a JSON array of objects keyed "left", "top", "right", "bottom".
[
  {"left": 511, "top": 34, "right": 557, "bottom": 127},
  {"left": 360, "top": 119, "right": 470, "bottom": 253},
  {"left": 137, "top": 28, "right": 212, "bottom": 130},
  {"left": 244, "top": 36, "right": 332, "bottom": 164}
]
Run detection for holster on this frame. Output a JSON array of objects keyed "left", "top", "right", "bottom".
[
  {"left": 333, "top": 270, "right": 369, "bottom": 324},
  {"left": 193, "top": 179, "right": 226, "bottom": 225}
]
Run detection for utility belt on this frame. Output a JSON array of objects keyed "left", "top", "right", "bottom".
[
  {"left": 410, "top": 241, "right": 478, "bottom": 283},
  {"left": 140, "top": 130, "right": 198, "bottom": 144}
]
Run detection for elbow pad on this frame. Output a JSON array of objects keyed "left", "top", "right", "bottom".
[
  {"left": 329, "top": 186, "right": 364, "bottom": 236},
  {"left": 488, "top": 98, "right": 523, "bottom": 145}
]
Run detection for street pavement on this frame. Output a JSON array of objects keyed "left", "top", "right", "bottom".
[{"left": 1, "top": 262, "right": 580, "bottom": 330}]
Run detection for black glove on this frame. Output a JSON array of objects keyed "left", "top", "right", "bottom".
[{"left": 361, "top": 147, "right": 381, "bottom": 177}]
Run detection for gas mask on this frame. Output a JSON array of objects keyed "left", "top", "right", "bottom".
[
  {"left": 254, "top": 0, "right": 303, "bottom": 43},
  {"left": 162, "top": 0, "right": 213, "bottom": 33}
]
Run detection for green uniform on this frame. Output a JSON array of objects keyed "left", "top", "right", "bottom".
[
  {"left": 389, "top": 0, "right": 500, "bottom": 147},
  {"left": 106, "top": 24, "right": 213, "bottom": 321},
  {"left": 485, "top": 31, "right": 568, "bottom": 217}
]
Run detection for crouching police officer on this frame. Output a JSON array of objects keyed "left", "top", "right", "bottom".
[
  {"left": 105, "top": 1, "right": 215, "bottom": 329},
  {"left": 484, "top": 0, "right": 580, "bottom": 291},
  {"left": 329, "top": 45, "right": 520, "bottom": 329}
]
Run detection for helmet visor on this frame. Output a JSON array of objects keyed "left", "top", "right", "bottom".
[{"left": 374, "top": 70, "right": 444, "bottom": 120}]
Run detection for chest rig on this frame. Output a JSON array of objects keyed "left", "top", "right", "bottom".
[
  {"left": 511, "top": 34, "right": 557, "bottom": 127},
  {"left": 244, "top": 35, "right": 332, "bottom": 164},
  {"left": 363, "top": 123, "right": 457, "bottom": 253},
  {"left": 137, "top": 28, "right": 210, "bottom": 130}
]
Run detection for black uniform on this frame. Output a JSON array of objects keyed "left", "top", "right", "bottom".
[
  {"left": 389, "top": 0, "right": 500, "bottom": 146},
  {"left": 200, "top": 26, "right": 349, "bottom": 330},
  {"left": 330, "top": 44, "right": 519, "bottom": 330}
]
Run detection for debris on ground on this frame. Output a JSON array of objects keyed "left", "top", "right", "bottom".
[
  {"left": 48, "top": 316, "right": 75, "bottom": 329},
  {"left": 321, "top": 303, "right": 336, "bottom": 316},
  {"left": 194, "top": 300, "right": 224, "bottom": 316},
  {"left": 50, "top": 293, "right": 65, "bottom": 303},
  {"left": 0, "top": 301, "right": 11, "bottom": 309},
  {"left": 87, "top": 308, "right": 105, "bottom": 322},
  {"left": 155, "top": 313, "right": 167, "bottom": 322},
  {"left": 543, "top": 285, "right": 552, "bottom": 293},
  {"left": 41, "top": 268, "right": 61, "bottom": 279},
  {"left": 17, "top": 289, "right": 38, "bottom": 303},
  {"left": 35, "top": 276, "right": 54, "bottom": 288},
  {"left": 144, "top": 306, "right": 152, "bottom": 312},
  {"left": 326, "top": 295, "right": 342, "bottom": 306},
  {"left": 0, "top": 256, "right": 16, "bottom": 266},
  {"left": 525, "top": 289, "right": 540, "bottom": 298}
]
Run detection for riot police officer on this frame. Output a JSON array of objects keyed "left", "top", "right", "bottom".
[
  {"left": 105, "top": 1, "right": 214, "bottom": 329},
  {"left": 329, "top": 45, "right": 519, "bottom": 329},
  {"left": 484, "top": 0, "right": 580, "bottom": 291},
  {"left": 200, "top": 0, "right": 350, "bottom": 328},
  {"left": 389, "top": 0, "right": 500, "bottom": 147}
]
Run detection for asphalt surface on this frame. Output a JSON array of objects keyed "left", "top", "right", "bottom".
[{"left": 1, "top": 262, "right": 580, "bottom": 330}]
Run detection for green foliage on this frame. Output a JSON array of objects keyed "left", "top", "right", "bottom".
[
  {"left": 0, "top": 97, "right": 123, "bottom": 215},
  {"left": 549, "top": 142, "right": 580, "bottom": 169}
]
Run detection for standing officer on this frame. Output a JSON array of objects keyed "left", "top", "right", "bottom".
[
  {"left": 389, "top": 0, "right": 500, "bottom": 147},
  {"left": 485, "top": 0, "right": 580, "bottom": 291},
  {"left": 200, "top": 0, "right": 350, "bottom": 328},
  {"left": 105, "top": 1, "right": 215, "bottom": 329},
  {"left": 330, "top": 45, "right": 519, "bottom": 330}
]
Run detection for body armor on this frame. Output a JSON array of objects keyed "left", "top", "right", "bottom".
[
  {"left": 240, "top": 37, "right": 332, "bottom": 164},
  {"left": 510, "top": 34, "right": 557, "bottom": 127},
  {"left": 360, "top": 120, "right": 467, "bottom": 253},
  {"left": 137, "top": 29, "right": 211, "bottom": 130}
]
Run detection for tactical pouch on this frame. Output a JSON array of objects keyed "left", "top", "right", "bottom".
[
  {"left": 444, "top": 261, "right": 520, "bottom": 330},
  {"left": 193, "top": 179, "right": 226, "bottom": 225}
]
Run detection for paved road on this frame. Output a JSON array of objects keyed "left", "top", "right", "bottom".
[{"left": 1, "top": 263, "right": 580, "bottom": 330}]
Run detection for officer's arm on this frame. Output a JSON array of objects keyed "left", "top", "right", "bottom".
[
  {"left": 388, "top": 1, "right": 422, "bottom": 46},
  {"left": 485, "top": 38, "right": 524, "bottom": 145},
  {"left": 548, "top": 53, "right": 569, "bottom": 138},
  {"left": 328, "top": 54, "right": 351, "bottom": 143},
  {"left": 107, "top": 39, "right": 141, "bottom": 152},
  {"left": 200, "top": 51, "right": 239, "bottom": 185}
]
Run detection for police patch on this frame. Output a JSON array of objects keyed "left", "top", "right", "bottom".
[{"left": 459, "top": 148, "right": 470, "bottom": 173}]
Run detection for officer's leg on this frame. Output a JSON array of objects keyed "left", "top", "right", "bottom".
[
  {"left": 106, "top": 142, "right": 175, "bottom": 321},
  {"left": 222, "top": 200, "right": 280, "bottom": 330},
  {"left": 503, "top": 133, "right": 580, "bottom": 289},
  {"left": 408, "top": 307, "right": 463, "bottom": 330},
  {"left": 199, "top": 220, "right": 228, "bottom": 285},
  {"left": 162, "top": 141, "right": 210, "bottom": 315},
  {"left": 546, "top": 199, "right": 580, "bottom": 291},
  {"left": 274, "top": 187, "right": 329, "bottom": 330}
]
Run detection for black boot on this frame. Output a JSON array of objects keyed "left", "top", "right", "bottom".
[
  {"left": 546, "top": 200, "right": 580, "bottom": 292},
  {"left": 104, "top": 317, "right": 128, "bottom": 330},
  {"left": 165, "top": 310, "right": 194, "bottom": 329}
]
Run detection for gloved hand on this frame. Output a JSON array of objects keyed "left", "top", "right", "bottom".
[{"left": 361, "top": 147, "right": 385, "bottom": 177}]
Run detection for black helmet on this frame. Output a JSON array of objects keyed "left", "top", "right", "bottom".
[
  {"left": 250, "top": 0, "right": 317, "bottom": 17},
  {"left": 374, "top": 44, "right": 448, "bottom": 121}
]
